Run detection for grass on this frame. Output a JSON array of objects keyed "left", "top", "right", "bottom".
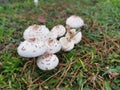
[{"left": 0, "top": 0, "right": 120, "bottom": 90}]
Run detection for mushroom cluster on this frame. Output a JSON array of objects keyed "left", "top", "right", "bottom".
[{"left": 17, "top": 15, "right": 85, "bottom": 70}]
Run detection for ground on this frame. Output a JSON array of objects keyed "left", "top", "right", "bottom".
[{"left": 0, "top": 0, "right": 120, "bottom": 90}]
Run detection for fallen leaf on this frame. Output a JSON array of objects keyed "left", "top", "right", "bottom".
[{"left": 37, "top": 16, "right": 46, "bottom": 24}]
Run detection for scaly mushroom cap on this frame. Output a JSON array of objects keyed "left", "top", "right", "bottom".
[
  {"left": 45, "top": 38, "right": 61, "bottom": 53},
  {"left": 66, "top": 15, "right": 84, "bottom": 28},
  {"left": 65, "top": 29, "right": 82, "bottom": 44},
  {"left": 65, "top": 29, "right": 76, "bottom": 39},
  {"left": 37, "top": 53, "right": 59, "bottom": 70},
  {"left": 59, "top": 37, "right": 74, "bottom": 52},
  {"left": 23, "top": 25, "right": 49, "bottom": 41},
  {"left": 72, "top": 31, "right": 82, "bottom": 44},
  {"left": 17, "top": 38, "right": 47, "bottom": 58},
  {"left": 51, "top": 25, "right": 66, "bottom": 38}
]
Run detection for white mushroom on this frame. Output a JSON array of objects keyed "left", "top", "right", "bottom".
[
  {"left": 34, "top": 0, "right": 38, "bottom": 6},
  {"left": 45, "top": 38, "right": 61, "bottom": 53},
  {"left": 23, "top": 25, "right": 50, "bottom": 41},
  {"left": 72, "top": 31, "right": 82, "bottom": 44},
  {"left": 17, "top": 38, "right": 47, "bottom": 58},
  {"left": 59, "top": 37, "right": 74, "bottom": 52},
  {"left": 66, "top": 15, "right": 84, "bottom": 28},
  {"left": 51, "top": 25, "right": 66, "bottom": 38},
  {"left": 65, "top": 29, "right": 77, "bottom": 39},
  {"left": 37, "top": 53, "right": 59, "bottom": 70},
  {"left": 65, "top": 29, "right": 82, "bottom": 44}
]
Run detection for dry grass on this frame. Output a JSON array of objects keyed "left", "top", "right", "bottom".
[{"left": 0, "top": 0, "right": 120, "bottom": 90}]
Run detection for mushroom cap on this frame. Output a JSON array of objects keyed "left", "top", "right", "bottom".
[
  {"left": 34, "top": 0, "right": 38, "bottom": 6},
  {"left": 17, "top": 38, "right": 47, "bottom": 58},
  {"left": 37, "top": 53, "right": 59, "bottom": 70},
  {"left": 65, "top": 29, "right": 76, "bottom": 39},
  {"left": 46, "top": 32, "right": 57, "bottom": 40},
  {"left": 72, "top": 31, "right": 82, "bottom": 44},
  {"left": 65, "top": 29, "right": 82, "bottom": 44},
  {"left": 23, "top": 25, "right": 49, "bottom": 41},
  {"left": 66, "top": 15, "right": 84, "bottom": 28},
  {"left": 59, "top": 37, "right": 74, "bottom": 52},
  {"left": 45, "top": 38, "right": 61, "bottom": 53},
  {"left": 51, "top": 25, "right": 66, "bottom": 38}
]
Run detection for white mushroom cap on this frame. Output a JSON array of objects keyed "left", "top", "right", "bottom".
[
  {"left": 59, "top": 37, "right": 74, "bottom": 52},
  {"left": 51, "top": 25, "right": 66, "bottom": 38},
  {"left": 37, "top": 53, "right": 59, "bottom": 70},
  {"left": 65, "top": 29, "right": 77, "bottom": 39},
  {"left": 17, "top": 38, "right": 47, "bottom": 58},
  {"left": 34, "top": 0, "right": 38, "bottom": 6},
  {"left": 23, "top": 25, "right": 50, "bottom": 41},
  {"left": 65, "top": 29, "right": 82, "bottom": 44},
  {"left": 72, "top": 31, "right": 82, "bottom": 44},
  {"left": 45, "top": 38, "right": 61, "bottom": 53},
  {"left": 66, "top": 15, "right": 84, "bottom": 28}
]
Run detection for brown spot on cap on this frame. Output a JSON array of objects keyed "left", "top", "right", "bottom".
[
  {"left": 44, "top": 36, "right": 46, "bottom": 38},
  {"left": 44, "top": 53, "right": 52, "bottom": 58},
  {"left": 47, "top": 39, "right": 54, "bottom": 46},
  {"left": 55, "top": 44, "right": 57, "bottom": 47},
  {"left": 47, "top": 63, "right": 50, "bottom": 65},
  {"left": 35, "top": 45, "right": 37, "bottom": 48},
  {"left": 28, "top": 38, "right": 36, "bottom": 42},
  {"left": 53, "top": 59, "right": 56, "bottom": 62},
  {"left": 50, "top": 49, "right": 52, "bottom": 51},
  {"left": 33, "top": 50, "right": 36, "bottom": 52},
  {"left": 72, "top": 15, "right": 78, "bottom": 18},
  {"left": 32, "top": 25, "right": 39, "bottom": 30},
  {"left": 22, "top": 47, "right": 26, "bottom": 51},
  {"left": 56, "top": 25, "right": 60, "bottom": 29},
  {"left": 44, "top": 53, "right": 50, "bottom": 58},
  {"left": 41, "top": 62, "right": 44, "bottom": 64},
  {"left": 46, "top": 59, "right": 50, "bottom": 62}
]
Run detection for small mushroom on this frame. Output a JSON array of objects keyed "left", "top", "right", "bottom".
[
  {"left": 66, "top": 15, "right": 84, "bottom": 28},
  {"left": 34, "top": 0, "right": 38, "bottom": 6},
  {"left": 17, "top": 38, "right": 47, "bottom": 58},
  {"left": 45, "top": 38, "right": 61, "bottom": 53},
  {"left": 51, "top": 25, "right": 66, "bottom": 38},
  {"left": 23, "top": 25, "right": 49, "bottom": 41},
  {"left": 37, "top": 53, "right": 59, "bottom": 70},
  {"left": 65, "top": 29, "right": 77, "bottom": 39},
  {"left": 59, "top": 37, "right": 74, "bottom": 52},
  {"left": 72, "top": 31, "right": 82, "bottom": 44},
  {"left": 65, "top": 29, "right": 82, "bottom": 44}
]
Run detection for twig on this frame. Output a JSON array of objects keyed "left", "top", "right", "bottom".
[
  {"left": 0, "top": 43, "right": 13, "bottom": 54},
  {"left": 56, "top": 61, "right": 72, "bottom": 88},
  {"left": 39, "top": 68, "right": 64, "bottom": 85},
  {"left": 70, "top": 67, "right": 80, "bottom": 84},
  {"left": 22, "top": 60, "right": 33, "bottom": 73}
]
